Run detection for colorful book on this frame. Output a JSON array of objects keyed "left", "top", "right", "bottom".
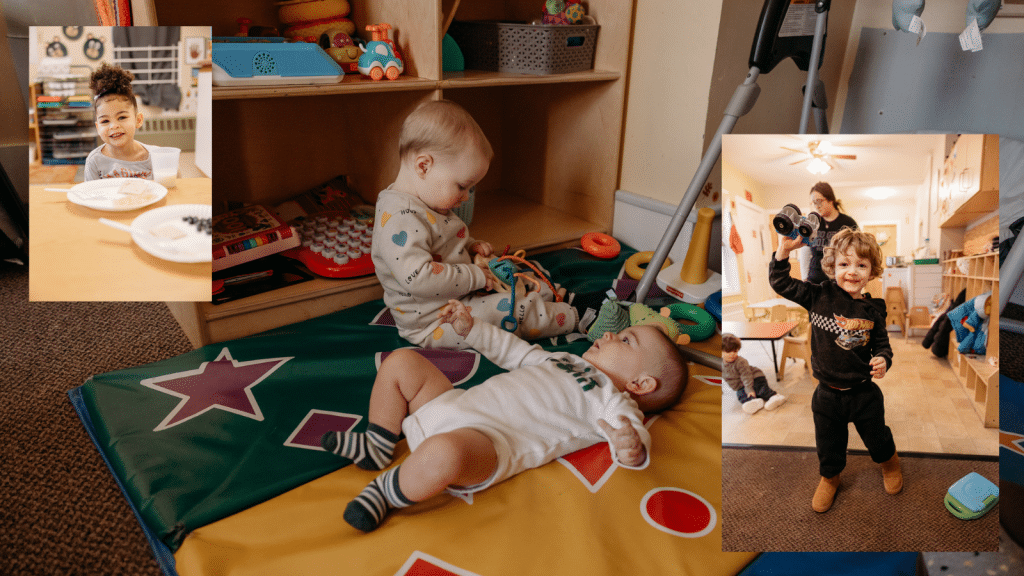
[{"left": 212, "top": 204, "right": 299, "bottom": 271}]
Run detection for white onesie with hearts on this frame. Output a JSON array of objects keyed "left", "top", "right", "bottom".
[{"left": 370, "top": 186, "right": 577, "bottom": 349}]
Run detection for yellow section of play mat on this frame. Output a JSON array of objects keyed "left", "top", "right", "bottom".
[{"left": 173, "top": 336, "right": 754, "bottom": 576}]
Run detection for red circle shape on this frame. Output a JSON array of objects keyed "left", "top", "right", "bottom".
[
  {"left": 643, "top": 488, "right": 714, "bottom": 537},
  {"left": 581, "top": 232, "right": 621, "bottom": 259}
]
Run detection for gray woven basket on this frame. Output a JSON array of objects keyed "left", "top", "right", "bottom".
[{"left": 448, "top": 21, "right": 599, "bottom": 75}]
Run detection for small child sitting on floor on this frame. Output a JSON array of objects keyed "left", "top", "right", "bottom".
[
  {"left": 321, "top": 299, "right": 687, "bottom": 532},
  {"left": 721, "top": 333, "right": 786, "bottom": 414},
  {"left": 85, "top": 63, "right": 154, "bottom": 181},
  {"left": 371, "top": 100, "right": 600, "bottom": 349}
]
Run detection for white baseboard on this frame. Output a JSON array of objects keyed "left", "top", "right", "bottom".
[{"left": 612, "top": 190, "right": 721, "bottom": 274}]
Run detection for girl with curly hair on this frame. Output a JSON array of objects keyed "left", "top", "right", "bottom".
[{"left": 84, "top": 63, "right": 153, "bottom": 181}]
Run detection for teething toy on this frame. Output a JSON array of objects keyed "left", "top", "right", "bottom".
[
  {"left": 485, "top": 251, "right": 564, "bottom": 332},
  {"left": 660, "top": 302, "right": 717, "bottom": 342}
]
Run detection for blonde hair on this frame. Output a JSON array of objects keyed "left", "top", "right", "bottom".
[
  {"left": 821, "top": 227, "right": 884, "bottom": 279},
  {"left": 399, "top": 100, "right": 493, "bottom": 162}
]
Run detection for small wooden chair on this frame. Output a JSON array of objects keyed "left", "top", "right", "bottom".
[
  {"left": 743, "top": 302, "right": 768, "bottom": 322},
  {"left": 769, "top": 304, "right": 788, "bottom": 322},
  {"left": 905, "top": 306, "right": 932, "bottom": 341},
  {"left": 778, "top": 316, "right": 815, "bottom": 383}
]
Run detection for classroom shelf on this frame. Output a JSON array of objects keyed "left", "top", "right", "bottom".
[
  {"left": 939, "top": 135, "right": 999, "bottom": 428},
  {"left": 151, "top": 0, "right": 634, "bottom": 347}
]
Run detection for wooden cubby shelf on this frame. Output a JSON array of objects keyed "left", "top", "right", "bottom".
[
  {"left": 938, "top": 134, "right": 999, "bottom": 428},
  {"left": 155, "top": 0, "right": 636, "bottom": 347}
]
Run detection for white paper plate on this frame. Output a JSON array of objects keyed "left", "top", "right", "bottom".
[
  {"left": 67, "top": 178, "right": 168, "bottom": 212},
  {"left": 129, "top": 204, "right": 212, "bottom": 263}
]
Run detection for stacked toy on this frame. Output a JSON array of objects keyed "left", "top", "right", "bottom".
[{"left": 278, "top": 0, "right": 356, "bottom": 44}]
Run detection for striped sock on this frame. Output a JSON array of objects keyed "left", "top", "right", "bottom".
[
  {"left": 321, "top": 423, "right": 400, "bottom": 470},
  {"left": 344, "top": 465, "right": 414, "bottom": 532}
]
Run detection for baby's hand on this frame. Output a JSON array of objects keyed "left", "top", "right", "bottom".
[
  {"left": 869, "top": 356, "right": 887, "bottom": 379},
  {"left": 470, "top": 241, "right": 493, "bottom": 257},
  {"left": 438, "top": 299, "right": 474, "bottom": 337},
  {"left": 598, "top": 415, "right": 646, "bottom": 467}
]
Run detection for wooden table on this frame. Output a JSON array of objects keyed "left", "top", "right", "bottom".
[
  {"left": 29, "top": 178, "right": 212, "bottom": 301},
  {"left": 722, "top": 320, "right": 799, "bottom": 378}
]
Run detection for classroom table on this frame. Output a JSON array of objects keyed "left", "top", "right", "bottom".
[
  {"left": 722, "top": 320, "right": 799, "bottom": 379},
  {"left": 29, "top": 178, "right": 212, "bottom": 301}
]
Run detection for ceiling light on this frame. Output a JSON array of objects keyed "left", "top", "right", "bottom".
[
  {"left": 866, "top": 187, "right": 896, "bottom": 199},
  {"left": 807, "top": 157, "right": 830, "bottom": 175}
]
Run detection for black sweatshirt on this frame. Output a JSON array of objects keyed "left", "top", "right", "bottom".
[{"left": 769, "top": 255, "right": 892, "bottom": 389}]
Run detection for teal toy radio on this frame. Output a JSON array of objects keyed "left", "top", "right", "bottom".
[{"left": 944, "top": 472, "right": 998, "bottom": 520}]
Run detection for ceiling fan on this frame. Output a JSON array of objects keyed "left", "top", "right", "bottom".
[{"left": 780, "top": 140, "right": 857, "bottom": 174}]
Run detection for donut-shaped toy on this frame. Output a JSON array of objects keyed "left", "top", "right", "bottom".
[
  {"left": 581, "top": 232, "right": 620, "bottom": 259},
  {"left": 625, "top": 251, "right": 671, "bottom": 280},
  {"left": 704, "top": 290, "right": 722, "bottom": 323},
  {"left": 278, "top": 0, "right": 350, "bottom": 25},
  {"left": 660, "top": 303, "right": 716, "bottom": 342}
]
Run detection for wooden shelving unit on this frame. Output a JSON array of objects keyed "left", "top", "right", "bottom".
[
  {"left": 154, "top": 0, "right": 635, "bottom": 347},
  {"left": 939, "top": 134, "right": 999, "bottom": 428}
]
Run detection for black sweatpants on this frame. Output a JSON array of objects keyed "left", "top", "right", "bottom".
[{"left": 811, "top": 381, "right": 896, "bottom": 479}]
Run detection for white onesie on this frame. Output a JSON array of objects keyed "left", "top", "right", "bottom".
[
  {"left": 371, "top": 186, "right": 577, "bottom": 349},
  {"left": 401, "top": 321, "right": 651, "bottom": 497}
]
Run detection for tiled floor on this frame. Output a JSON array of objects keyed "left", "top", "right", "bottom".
[{"left": 721, "top": 320, "right": 998, "bottom": 456}]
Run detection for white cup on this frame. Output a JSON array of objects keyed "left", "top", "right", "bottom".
[{"left": 150, "top": 146, "right": 181, "bottom": 188}]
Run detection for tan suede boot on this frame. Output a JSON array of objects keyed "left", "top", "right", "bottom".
[
  {"left": 881, "top": 452, "right": 903, "bottom": 494},
  {"left": 812, "top": 475, "right": 841, "bottom": 513}
]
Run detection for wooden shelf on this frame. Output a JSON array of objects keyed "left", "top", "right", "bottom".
[
  {"left": 440, "top": 69, "right": 620, "bottom": 88},
  {"left": 939, "top": 137, "right": 999, "bottom": 427},
  {"left": 212, "top": 75, "right": 438, "bottom": 100},
  {"left": 169, "top": 192, "right": 604, "bottom": 347},
  {"left": 159, "top": 0, "right": 634, "bottom": 346},
  {"left": 212, "top": 70, "right": 621, "bottom": 100}
]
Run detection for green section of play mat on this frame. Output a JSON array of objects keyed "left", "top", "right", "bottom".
[{"left": 78, "top": 246, "right": 636, "bottom": 551}]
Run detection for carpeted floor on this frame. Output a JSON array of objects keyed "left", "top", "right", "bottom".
[
  {"left": 0, "top": 262, "right": 191, "bottom": 576},
  {"left": 722, "top": 446, "right": 1000, "bottom": 552},
  {"left": 1002, "top": 303, "right": 1024, "bottom": 381}
]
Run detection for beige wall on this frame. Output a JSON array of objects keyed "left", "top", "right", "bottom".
[
  {"left": 618, "top": 0, "right": 723, "bottom": 208},
  {"left": 619, "top": 0, "right": 856, "bottom": 208},
  {"left": 721, "top": 159, "right": 767, "bottom": 208}
]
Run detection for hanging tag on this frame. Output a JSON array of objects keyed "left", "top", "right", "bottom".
[
  {"left": 959, "top": 19, "right": 984, "bottom": 52},
  {"left": 908, "top": 15, "right": 926, "bottom": 45}
]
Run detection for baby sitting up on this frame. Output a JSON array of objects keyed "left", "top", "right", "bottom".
[
  {"left": 321, "top": 299, "right": 688, "bottom": 532},
  {"left": 371, "top": 100, "right": 602, "bottom": 350}
]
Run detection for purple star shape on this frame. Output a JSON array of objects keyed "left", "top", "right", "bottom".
[{"left": 141, "top": 348, "right": 292, "bottom": 431}]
